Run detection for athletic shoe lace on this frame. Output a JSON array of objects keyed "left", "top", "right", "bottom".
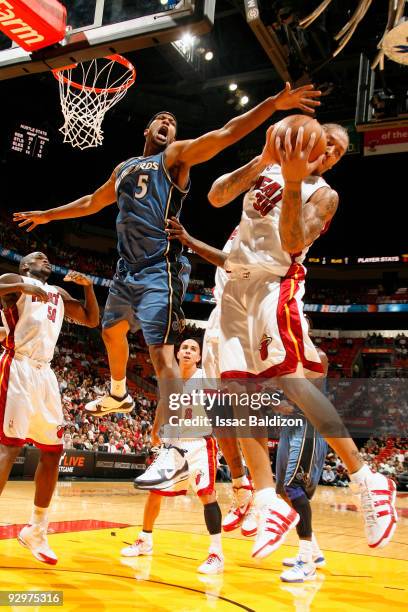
[
  {"left": 32, "top": 525, "right": 48, "bottom": 546},
  {"left": 148, "top": 446, "right": 173, "bottom": 470},
  {"left": 360, "top": 481, "right": 378, "bottom": 527},
  {"left": 206, "top": 553, "right": 220, "bottom": 565}
]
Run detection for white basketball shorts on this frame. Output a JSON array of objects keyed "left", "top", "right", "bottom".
[
  {"left": 156, "top": 436, "right": 218, "bottom": 497},
  {"left": 0, "top": 351, "right": 64, "bottom": 451},
  {"left": 219, "top": 264, "right": 323, "bottom": 378}
]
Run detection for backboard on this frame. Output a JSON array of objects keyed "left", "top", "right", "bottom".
[{"left": 0, "top": 0, "right": 215, "bottom": 80}]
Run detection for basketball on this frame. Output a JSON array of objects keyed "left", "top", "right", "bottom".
[{"left": 272, "top": 114, "right": 327, "bottom": 162}]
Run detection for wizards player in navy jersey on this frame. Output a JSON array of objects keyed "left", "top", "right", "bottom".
[{"left": 13, "top": 84, "right": 322, "bottom": 438}]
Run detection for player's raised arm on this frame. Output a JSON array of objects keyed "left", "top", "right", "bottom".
[
  {"left": 165, "top": 83, "right": 321, "bottom": 170},
  {"left": 13, "top": 167, "right": 119, "bottom": 232},
  {"left": 166, "top": 217, "right": 228, "bottom": 268},
  {"left": 57, "top": 271, "right": 100, "bottom": 328}
]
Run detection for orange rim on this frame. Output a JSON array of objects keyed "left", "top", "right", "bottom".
[{"left": 52, "top": 54, "right": 136, "bottom": 94}]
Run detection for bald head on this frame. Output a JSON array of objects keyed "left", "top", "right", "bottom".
[{"left": 19, "top": 252, "right": 52, "bottom": 281}]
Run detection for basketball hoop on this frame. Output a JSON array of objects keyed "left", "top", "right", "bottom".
[{"left": 52, "top": 54, "right": 136, "bottom": 150}]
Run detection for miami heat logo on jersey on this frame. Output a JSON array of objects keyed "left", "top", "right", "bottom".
[
  {"left": 252, "top": 175, "right": 283, "bottom": 217},
  {"left": 259, "top": 334, "right": 272, "bottom": 361}
]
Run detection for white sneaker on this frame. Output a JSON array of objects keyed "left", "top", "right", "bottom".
[
  {"left": 354, "top": 470, "right": 397, "bottom": 548},
  {"left": 85, "top": 393, "right": 135, "bottom": 416},
  {"left": 283, "top": 553, "right": 326, "bottom": 568},
  {"left": 280, "top": 560, "right": 317, "bottom": 583},
  {"left": 18, "top": 524, "right": 57, "bottom": 565},
  {"left": 252, "top": 497, "right": 299, "bottom": 559},
  {"left": 222, "top": 484, "right": 253, "bottom": 532},
  {"left": 133, "top": 444, "right": 189, "bottom": 492},
  {"left": 198, "top": 552, "right": 224, "bottom": 575},
  {"left": 121, "top": 534, "right": 153, "bottom": 557},
  {"left": 241, "top": 504, "right": 257, "bottom": 537}
]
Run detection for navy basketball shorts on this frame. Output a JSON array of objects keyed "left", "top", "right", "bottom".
[
  {"left": 276, "top": 419, "right": 328, "bottom": 499},
  {"left": 102, "top": 256, "right": 191, "bottom": 346}
]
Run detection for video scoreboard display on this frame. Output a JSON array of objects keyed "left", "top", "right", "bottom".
[{"left": 11, "top": 124, "right": 49, "bottom": 159}]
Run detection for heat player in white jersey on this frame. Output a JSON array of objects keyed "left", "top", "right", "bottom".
[
  {"left": 0, "top": 251, "right": 99, "bottom": 565},
  {"left": 208, "top": 123, "right": 398, "bottom": 558},
  {"left": 125, "top": 339, "right": 224, "bottom": 575}
]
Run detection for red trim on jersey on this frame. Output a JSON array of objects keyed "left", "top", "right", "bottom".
[
  {"left": 3, "top": 304, "right": 18, "bottom": 351},
  {"left": 197, "top": 435, "right": 217, "bottom": 496},
  {"left": 0, "top": 351, "right": 15, "bottom": 445}
]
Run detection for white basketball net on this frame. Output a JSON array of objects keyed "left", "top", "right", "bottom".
[{"left": 54, "top": 55, "right": 135, "bottom": 150}]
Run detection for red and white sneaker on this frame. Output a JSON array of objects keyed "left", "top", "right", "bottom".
[
  {"left": 252, "top": 497, "right": 299, "bottom": 559},
  {"left": 222, "top": 485, "right": 253, "bottom": 532},
  {"left": 241, "top": 504, "right": 257, "bottom": 537},
  {"left": 18, "top": 524, "right": 57, "bottom": 565},
  {"left": 354, "top": 470, "right": 397, "bottom": 548},
  {"left": 121, "top": 533, "right": 153, "bottom": 557},
  {"left": 198, "top": 552, "right": 224, "bottom": 575}
]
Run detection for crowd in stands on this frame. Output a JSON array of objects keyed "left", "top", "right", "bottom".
[
  {"left": 0, "top": 217, "right": 115, "bottom": 277},
  {"left": 320, "top": 437, "right": 408, "bottom": 491},
  {"left": 53, "top": 327, "right": 156, "bottom": 455}
]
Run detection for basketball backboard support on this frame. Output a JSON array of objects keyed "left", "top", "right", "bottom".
[{"left": 0, "top": 0, "right": 215, "bottom": 80}]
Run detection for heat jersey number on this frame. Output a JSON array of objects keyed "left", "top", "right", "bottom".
[
  {"left": 47, "top": 306, "right": 56, "bottom": 323},
  {"left": 135, "top": 174, "right": 149, "bottom": 199},
  {"left": 252, "top": 176, "right": 283, "bottom": 217}
]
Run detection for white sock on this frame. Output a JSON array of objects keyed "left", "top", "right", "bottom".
[
  {"left": 254, "top": 487, "right": 277, "bottom": 509},
  {"left": 311, "top": 533, "right": 322, "bottom": 556},
  {"left": 111, "top": 377, "right": 126, "bottom": 398},
  {"left": 30, "top": 505, "right": 48, "bottom": 527},
  {"left": 209, "top": 533, "right": 223, "bottom": 556},
  {"left": 141, "top": 530, "right": 153, "bottom": 543},
  {"left": 298, "top": 539, "right": 313, "bottom": 564},
  {"left": 350, "top": 464, "right": 371, "bottom": 485},
  {"left": 232, "top": 475, "right": 250, "bottom": 488}
]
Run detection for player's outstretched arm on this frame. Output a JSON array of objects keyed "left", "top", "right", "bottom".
[
  {"left": 58, "top": 271, "right": 100, "bottom": 328},
  {"left": 166, "top": 217, "right": 228, "bottom": 268},
  {"left": 208, "top": 125, "right": 279, "bottom": 207},
  {"left": 13, "top": 168, "right": 118, "bottom": 232},
  {"left": 166, "top": 83, "right": 321, "bottom": 170},
  {"left": 0, "top": 327, "right": 6, "bottom": 342}
]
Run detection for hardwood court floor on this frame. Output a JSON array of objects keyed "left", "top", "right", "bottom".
[{"left": 0, "top": 481, "right": 406, "bottom": 611}]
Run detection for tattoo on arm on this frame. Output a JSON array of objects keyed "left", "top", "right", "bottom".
[{"left": 209, "top": 156, "right": 265, "bottom": 206}]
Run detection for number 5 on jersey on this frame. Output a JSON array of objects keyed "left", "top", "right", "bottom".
[{"left": 135, "top": 174, "right": 149, "bottom": 199}]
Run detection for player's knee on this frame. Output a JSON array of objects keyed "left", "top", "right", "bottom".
[
  {"left": 0, "top": 444, "right": 21, "bottom": 462},
  {"left": 284, "top": 484, "right": 307, "bottom": 503}
]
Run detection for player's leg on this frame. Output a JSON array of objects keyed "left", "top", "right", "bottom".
[
  {"left": 86, "top": 266, "right": 136, "bottom": 414},
  {"left": 220, "top": 278, "right": 299, "bottom": 558},
  {"left": 18, "top": 367, "right": 65, "bottom": 565},
  {"left": 18, "top": 448, "right": 62, "bottom": 566},
  {"left": 218, "top": 437, "right": 254, "bottom": 534},
  {"left": 203, "top": 306, "right": 255, "bottom": 534},
  {"left": 279, "top": 364, "right": 397, "bottom": 548},
  {"left": 121, "top": 492, "right": 161, "bottom": 557},
  {"left": 0, "top": 444, "right": 22, "bottom": 494},
  {"left": 188, "top": 437, "right": 224, "bottom": 574},
  {"left": 277, "top": 423, "right": 321, "bottom": 582}
]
